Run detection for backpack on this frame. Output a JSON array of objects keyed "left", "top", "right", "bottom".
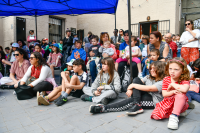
[{"left": 120, "top": 66, "right": 131, "bottom": 92}]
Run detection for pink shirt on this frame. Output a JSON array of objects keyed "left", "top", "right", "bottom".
[
  {"left": 10, "top": 59, "right": 31, "bottom": 80},
  {"left": 49, "top": 53, "right": 62, "bottom": 67}
]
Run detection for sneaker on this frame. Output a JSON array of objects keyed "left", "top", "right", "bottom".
[
  {"left": 180, "top": 111, "right": 187, "bottom": 117},
  {"left": 40, "top": 91, "right": 46, "bottom": 96},
  {"left": 55, "top": 96, "right": 68, "bottom": 106},
  {"left": 13, "top": 91, "right": 16, "bottom": 95},
  {"left": 0, "top": 85, "right": 10, "bottom": 89},
  {"left": 37, "top": 91, "right": 41, "bottom": 105},
  {"left": 126, "top": 103, "right": 144, "bottom": 115},
  {"left": 100, "top": 97, "right": 110, "bottom": 105},
  {"left": 38, "top": 96, "right": 50, "bottom": 105},
  {"left": 188, "top": 101, "right": 195, "bottom": 109},
  {"left": 54, "top": 95, "right": 62, "bottom": 103},
  {"left": 81, "top": 94, "right": 92, "bottom": 102},
  {"left": 89, "top": 104, "right": 103, "bottom": 114},
  {"left": 167, "top": 115, "right": 179, "bottom": 130}
]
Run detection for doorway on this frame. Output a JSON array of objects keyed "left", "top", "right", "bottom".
[
  {"left": 140, "top": 22, "right": 158, "bottom": 37},
  {"left": 16, "top": 17, "right": 26, "bottom": 41},
  {"left": 77, "top": 29, "right": 84, "bottom": 42}
]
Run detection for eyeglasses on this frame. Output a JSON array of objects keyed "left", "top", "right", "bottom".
[
  {"left": 101, "top": 32, "right": 108, "bottom": 34},
  {"left": 13, "top": 54, "right": 19, "bottom": 56},
  {"left": 185, "top": 23, "right": 191, "bottom": 26},
  {"left": 29, "top": 57, "right": 36, "bottom": 60}
]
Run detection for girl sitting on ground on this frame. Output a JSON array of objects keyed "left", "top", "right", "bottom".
[
  {"left": 151, "top": 57, "right": 190, "bottom": 130},
  {"left": 115, "top": 36, "right": 142, "bottom": 78},
  {"left": 81, "top": 57, "right": 121, "bottom": 105},
  {"left": 47, "top": 44, "right": 62, "bottom": 78},
  {"left": 90, "top": 61, "right": 165, "bottom": 114}
]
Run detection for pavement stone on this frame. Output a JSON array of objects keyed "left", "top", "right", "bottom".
[{"left": 0, "top": 73, "right": 200, "bottom": 133}]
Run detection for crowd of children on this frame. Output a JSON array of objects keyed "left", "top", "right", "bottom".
[{"left": 0, "top": 28, "right": 200, "bottom": 130}]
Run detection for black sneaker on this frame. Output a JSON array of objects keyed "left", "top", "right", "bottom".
[
  {"left": 100, "top": 97, "right": 110, "bottom": 105},
  {"left": 55, "top": 96, "right": 68, "bottom": 106},
  {"left": 89, "top": 104, "right": 103, "bottom": 114},
  {"left": 81, "top": 94, "right": 92, "bottom": 102},
  {"left": 126, "top": 103, "right": 144, "bottom": 115},
  {"left": 54, "top": 95, "right": 62, "bottom": 103},
  {"left": 0, "top": 85, "right": 10, "bottom": 89}
]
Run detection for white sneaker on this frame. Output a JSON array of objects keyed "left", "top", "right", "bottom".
[
  {"left": 167, "top": 115, "right": 179, "bottom": 130},
  {"left": 180, "top": 111, "right": 187, "bottom": 117},
  {"left": 138, "top": 73, "right": 143, "bottom": 79}
]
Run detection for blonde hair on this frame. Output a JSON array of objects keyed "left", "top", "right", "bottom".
[{"left": 165, "top": 57, "right": 190, "bottom": 83}]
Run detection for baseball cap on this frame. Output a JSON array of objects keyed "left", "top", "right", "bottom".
[
  {"left": 12, "top": 43, "right": 19, "bottom": 48},
  {"left": 53, "top": 43, "right": 59, "bottom": 48},
  {"left": 66, "top": 59, "right": 76, "bottom": 66}
]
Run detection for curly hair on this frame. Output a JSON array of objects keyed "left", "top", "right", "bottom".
[
  {"left": 31, "top": 52, "right": 47, "bottom": 66},
  {"left": 165, "top": 57, "right": 190, "bottom": 83},
  {"left": 149, "top": 61, "right": 166, "bottom": 81}
]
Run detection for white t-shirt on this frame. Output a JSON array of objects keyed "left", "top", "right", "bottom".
[
  {"left": 142, "top": 45, "right": 147, "bottom": 57},
  {"left": 10, "top": 52, "right": 16, "bottom": 62},
  {"left": 125, "top": 46, "right": 139, "bottom": 57}
]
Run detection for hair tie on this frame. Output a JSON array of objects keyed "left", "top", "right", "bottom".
[{"left": 169, "top": 59, "right": 184, "bottom": 65}]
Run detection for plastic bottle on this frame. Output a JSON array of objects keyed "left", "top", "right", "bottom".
[{"left": 147, "top": 60, "right": 150, "bottom": 69}]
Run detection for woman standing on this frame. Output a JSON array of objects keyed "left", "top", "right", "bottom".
[
  {"left": 180, "top": 19, "right": 200, "bottom": 64},
  {"left": 20, "top": 52, "right": 54, "bottom": 94},
  {"left": 27, "top": 30, "right": 36, "bottom": 46},
  {"left": 0, "top": 49, "right": 30, "bottom": 89}
]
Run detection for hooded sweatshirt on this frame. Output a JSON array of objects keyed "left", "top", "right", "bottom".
[
  {"left": 91, "top": 71, "right": 121, "bottom": 95},
  {"left": 70, "top": 48, "right": 86, "bottom": 61}
]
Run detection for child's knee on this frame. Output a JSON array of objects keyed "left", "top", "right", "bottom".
[
  {"left": 71, "top": 75, "right": 78, "bottom": 80},
  {"left": 175, "top": 93, "right": 186, "bottom": 100}
]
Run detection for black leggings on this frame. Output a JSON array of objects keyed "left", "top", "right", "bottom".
[
  {"left": 104, "top": 77, "right": 154, "bottom": 112},
  {"left": 33, "top": 81, "right": 53, "bottom": 93}
]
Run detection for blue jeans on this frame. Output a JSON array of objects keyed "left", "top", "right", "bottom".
[
  {"left": 177, "top": 49, "right": 181, "bottom": 57},
  {"left": 141, "top": 57, "right": 147, "bottom": 67},
  {"left": 142, "top": 65, "right": 149, "bottom": 77},
  {"left": 89, "top": 60, "right": 98, "bottom": 82},
  {"left": 186, "top": 91, "right": 200, "bottom": 102}
]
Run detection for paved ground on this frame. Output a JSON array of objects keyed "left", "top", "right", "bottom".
[{"left": 0, "top": 72, "right": 200, "bottom": 133}]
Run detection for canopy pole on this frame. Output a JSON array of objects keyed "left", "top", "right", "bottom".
[
  {"left": 128, "top": 0, "right": 133, "bottom": 82},
  {"left": 35, "top": 10, "right": 37, "bottom": 40},
  {"left": 115, "top": 8, "right": 117, "bottom": 45}
]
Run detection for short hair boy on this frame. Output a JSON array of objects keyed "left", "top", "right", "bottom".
[
  {"left": 37, "top": 59, "right": 88, "bottom": 106},
  {"left": 142, "top": 49, "right": 160, "bottom": 77},
  {"left": 70, "top": 40, "right": 86, "bottom": 61}
]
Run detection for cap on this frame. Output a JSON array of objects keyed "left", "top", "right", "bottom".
[
  {"left": 74, "top": 34, "right": 77, "bottom": 36},
  {"left": 11, "top": 43, "right": 19, "bottom": 48},
  {"left": 43, "top": 38, "right": 48, "bottom": 41},
  {"left": 53, "top": 43, "right": 59, "bottom": 48},
  {"left": 66, "top": 59, "right": 76, "bottom": 66}
]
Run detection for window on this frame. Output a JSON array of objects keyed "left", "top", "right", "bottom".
[
  {"left": 194, "top": 19, "right": 200, "bottom": 29},
  {"left": 49, "top": 17, "right": 62, "bottom": 43}
]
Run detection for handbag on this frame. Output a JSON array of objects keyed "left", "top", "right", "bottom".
[
  {"left": 15, "top": 81, "right": 35, "bottom": 100},
  {"left": 26, "top": 77, "right": 37, "bottom": 85}
]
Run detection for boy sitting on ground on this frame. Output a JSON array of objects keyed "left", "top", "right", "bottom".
[{"left": 37, "top": 59, "right": 88, "bottom": 106}]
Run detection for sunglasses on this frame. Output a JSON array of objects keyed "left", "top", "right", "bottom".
[
  {"left": 185, "top": 23, "right": 191, "bottom": 26},
  {"left": 101, "top": 32, "right": 108, "bottom": 34},
  {"left": 30, "top": 57, "right": 36, "bottom": 60},
  {"left": 13, "top": 54, "right": 19, "bottom": 56}
]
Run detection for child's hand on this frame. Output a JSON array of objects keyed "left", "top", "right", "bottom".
[
  {"left": 167, "top": 83, "right": 174, "bottom": 92},
  {"left": 173, "top": 90, "right": 182, "bottom": 94},
  {"left": 97, "top": 86, "right": 104, "bottom": 92},
  {"left": 126, "top": 55, "right": 130, "bottom": 59},
  {"left": 94, "top": 90, "right": 101, "bottom": 96},
  {"left": 126, "top": 90, "right": 133, "bottom": 97},
  {"left": 145, "top": 59, "right": 150, "bottom": 64}
]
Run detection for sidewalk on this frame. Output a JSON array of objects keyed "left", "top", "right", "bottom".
[{"left": 0, "top": 73, "right": 200, "bottom": 133}]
